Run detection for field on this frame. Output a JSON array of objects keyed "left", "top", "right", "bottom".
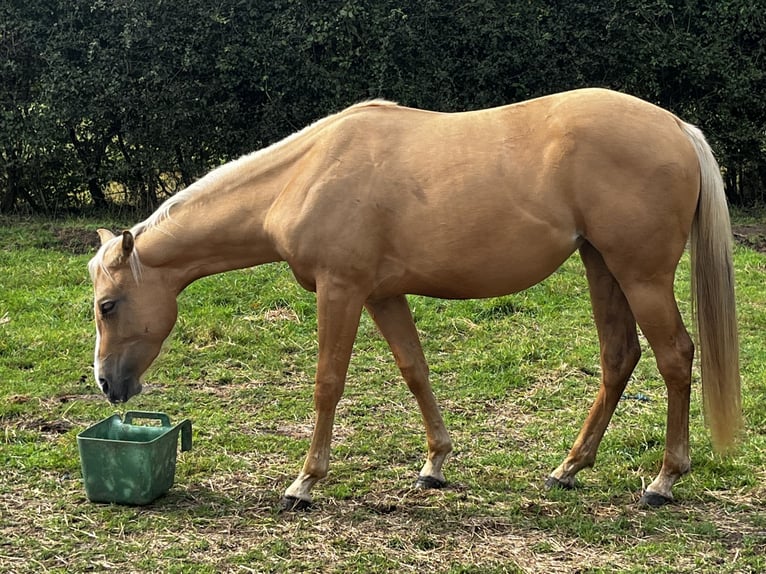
[{"left": 1, "top": 216, "right": 764, "bottom": 573}]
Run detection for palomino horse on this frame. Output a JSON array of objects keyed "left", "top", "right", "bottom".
[{"left": 89, "top": 88, "right": 741, "bottom": 509}]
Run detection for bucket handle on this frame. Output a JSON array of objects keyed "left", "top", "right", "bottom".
[
  {"left": 123, "top": 411, "right": 171, "bottom": 427},
  {"left": 123, "top": 412, "right": 192, "bottom": 452},
  {"left": 178, "top": 419, "right": 192, "bottom": 452}
]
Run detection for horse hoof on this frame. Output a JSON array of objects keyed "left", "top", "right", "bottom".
[
  {"left": 279, "top": 495, "right": 313, "bottom": 512},
  {"left": 414, "top": 475, "right": 446, "bottom": 490},
  {"left": 639, "top": 491, "right": 673, "bottom": 508},
  {"left": 545, "top": 476, "right": 574, "bottom": 491}
]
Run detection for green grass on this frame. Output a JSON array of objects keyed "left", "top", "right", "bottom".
[{"left": 1, "top": 215, "right": 765, "bottom": 573}]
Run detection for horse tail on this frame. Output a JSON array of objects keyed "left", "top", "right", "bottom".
[{"left": 681, "top": 121, "right": 742, "bottom": 451}]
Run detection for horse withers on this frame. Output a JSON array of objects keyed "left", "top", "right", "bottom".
[{"left": 88, "top": 88, "right": 741, "bottom": 509}]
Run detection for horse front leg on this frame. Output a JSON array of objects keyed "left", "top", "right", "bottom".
[
  {"left": 280, "top": 281, "right": 364, "bottom": 511},
  {"left": 365, "top": 295, "right": 452, "bottom": 489}
]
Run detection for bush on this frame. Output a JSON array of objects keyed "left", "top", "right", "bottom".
[{"left": 1, "top": 0, "right": 764, "bottom": 213}]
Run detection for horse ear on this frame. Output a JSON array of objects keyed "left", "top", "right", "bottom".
[
  {"left": 121, "top": 230, "right": 134, "bottom": 257},
  {"left": 97, "top": 228, "right": 116, "bottom": 245}
]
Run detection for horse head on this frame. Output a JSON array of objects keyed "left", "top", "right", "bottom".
[{"left": 88, "top": 229, "right": 178, "bottom": 403}]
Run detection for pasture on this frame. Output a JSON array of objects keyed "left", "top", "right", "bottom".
[{"left": 1, "top": 216, "right": 764, "bottom": 573}]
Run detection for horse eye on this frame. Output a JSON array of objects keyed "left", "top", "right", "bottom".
[{"left": 100, "top": 300, "right": 116, "bottom": 316}]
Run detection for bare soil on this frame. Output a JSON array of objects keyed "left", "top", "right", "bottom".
[
  {"left": 54, "top": 226, "right": 101, "bottom": 254},
  {"left": 732, "top": 223, "right": 766, "bottom": 253}
]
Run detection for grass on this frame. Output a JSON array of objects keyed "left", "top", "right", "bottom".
[{"left": 1, "top": 215, "right": 765, "bottom": 573}]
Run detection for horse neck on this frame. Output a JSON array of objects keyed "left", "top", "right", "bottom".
[{"left": 135, "top": 153, "right": 289, "bottom": 291}]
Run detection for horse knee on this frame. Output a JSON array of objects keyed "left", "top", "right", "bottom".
[
  {"left": 400, "top": 361, "right": 430, "bottom": 393},
  {"left": 313, "top": 378, "right": 345, "bottom": 411}
]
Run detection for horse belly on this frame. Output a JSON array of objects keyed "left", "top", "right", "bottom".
[{"left": 375, "top": 223, "right": 581, "bottom": 300}]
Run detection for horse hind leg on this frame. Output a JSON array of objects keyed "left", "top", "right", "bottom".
[
  {"left": 365, "top": 295, "right": 453, "bottom": 489},
  {"left": 547, "top": 242, "right": 641, "bottom": 490},
  {"left": 619, "top": 273, "right": 694, "bottom": 506}
]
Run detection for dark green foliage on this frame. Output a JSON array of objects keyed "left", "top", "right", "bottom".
[{"left": 1, "top": 1, "right": 764, "bottom": 213}]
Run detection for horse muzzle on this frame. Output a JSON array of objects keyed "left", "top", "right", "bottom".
[{"left": 98, "top": 375, "right": 143, "bottom": 404}]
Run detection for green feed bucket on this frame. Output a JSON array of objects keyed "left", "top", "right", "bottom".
[{"left": 77, "top": 411, "right": 192, "bottom": 505}]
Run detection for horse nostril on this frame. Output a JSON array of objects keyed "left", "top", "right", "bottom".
[{"left": 99, "top": 378, "right": 110, "bottom": 395}]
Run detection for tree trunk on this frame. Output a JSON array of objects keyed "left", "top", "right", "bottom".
[
  {"left": 69, "top": 125, "right": 110, "bottom": 210},
  {"left": 88, "top": 177, "right": 107, "bottom": 210}
]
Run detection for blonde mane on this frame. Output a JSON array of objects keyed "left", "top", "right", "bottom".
[
  {"left": 132, "top": 99, "right": 397, "bottom": 238},
  {"left": 89, "top": 99, "right": 397, "bottom": 285}
]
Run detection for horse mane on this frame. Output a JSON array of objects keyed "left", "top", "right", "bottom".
[
  {"left": 89, "top": 99, "right": 397, "bottom": 284},
  {"left": 132, "top": 99, "right": 398, "bottom": 238}
]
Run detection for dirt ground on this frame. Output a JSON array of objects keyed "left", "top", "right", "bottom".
[
  {"left": 54, "top": 227, "right": 102, "bottom": 254},
  {"left": 731, "top": 223, "right": 766, "bottom": 253}
]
